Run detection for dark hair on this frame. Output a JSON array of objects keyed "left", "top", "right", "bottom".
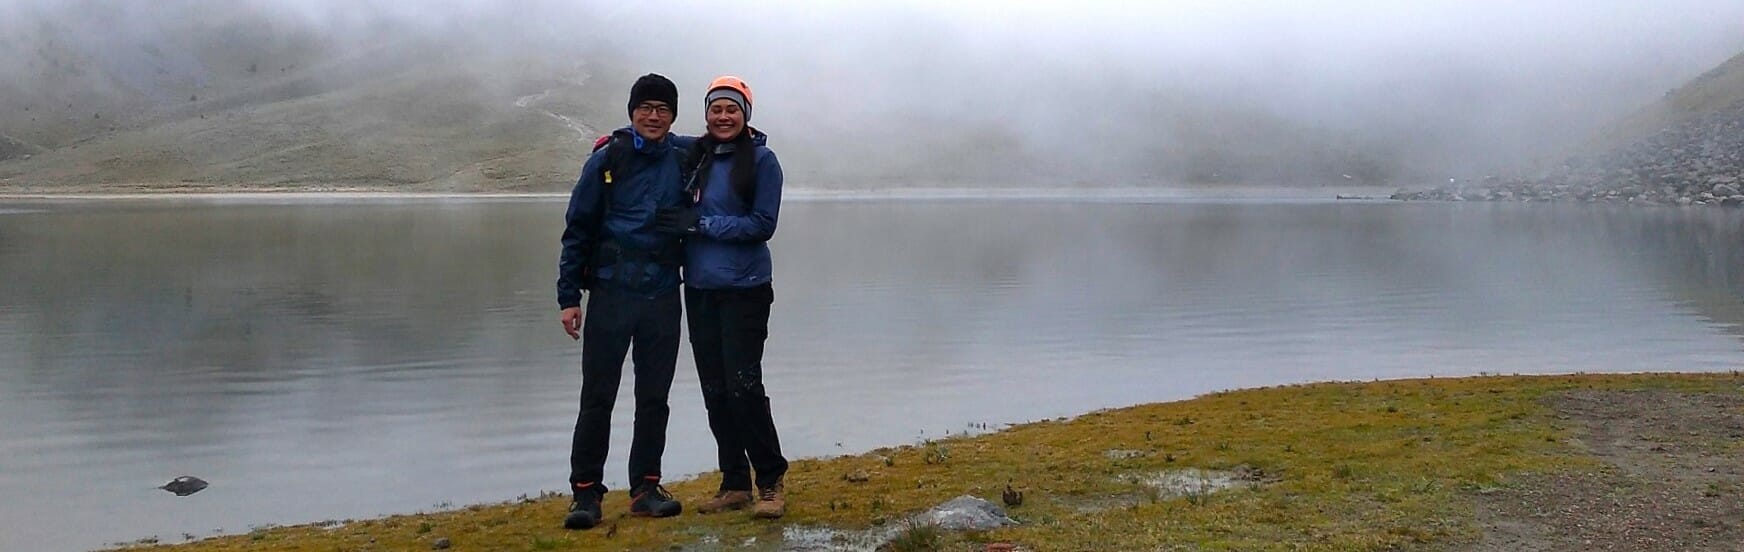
[{"left": 689, "top": 128, "right": 758, "bottom": 203}]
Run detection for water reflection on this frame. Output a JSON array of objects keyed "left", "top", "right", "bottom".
[{"left": 0, "top": 198, "right": 1739, "bottom": 551}]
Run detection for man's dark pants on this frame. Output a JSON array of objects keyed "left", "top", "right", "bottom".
[{"left": 568, "top": 286, "right": 681, "bottom": 495}]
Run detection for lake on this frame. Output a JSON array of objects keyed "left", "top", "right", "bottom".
[{"left": 1, "top": 195, "right": 1741, "bottom": 551}]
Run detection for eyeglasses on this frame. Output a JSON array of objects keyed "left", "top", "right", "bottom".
[{"left": 634, "top": 103, "right": 673, "bottom": 117}]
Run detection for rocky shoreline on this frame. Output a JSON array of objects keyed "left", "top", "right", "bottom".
[{"left": 1393, "top": 100, "right": 1744, "bottom": 207}]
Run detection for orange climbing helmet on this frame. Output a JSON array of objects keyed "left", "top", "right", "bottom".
[
  {"left": 706, "top": 76, "right": 753, "bottom": 104},
  {"left": 704, "top": 75, "right": 754, "bottom": 121}
]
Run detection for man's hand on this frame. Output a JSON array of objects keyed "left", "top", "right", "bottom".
[
  {"left": 560, "top": 306, "right": 583, "bottom": 340},
  {"left": 654, "top": 206, "right": 700, "bottom": 236}
]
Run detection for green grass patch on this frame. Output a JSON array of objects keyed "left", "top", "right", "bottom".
[
  {"left": 114, "top": 372, "right": 1743, "bottom": 551},
  {"left": 886, "top": 520, "right": 945, "bottom": 552}
]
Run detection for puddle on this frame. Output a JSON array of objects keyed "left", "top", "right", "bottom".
[
  {"left": 775, "top": 496, "right": 1015, "bottom": 551},
  {"left": 1103, "top": 449, "right": 1149, "bottom": 460},
  {"left": 779, "top": 525, "right": 895, "bottom": 552},
  {"left": 1073, "top": 467, "right": 1269, "bottom": 513},
  {"left": 1133, "top": 467, "right": 1259, "bottom": 499}
]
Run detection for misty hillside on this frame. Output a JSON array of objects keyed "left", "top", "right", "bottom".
[
  {"left": 0, "top": 3, "right": 1388, "bottom": 192},
  {"left": 1397, "top": 47, "right": 1744, "bottom": 206},
  {"left": 0, "top": 2, "right": 624, "bottom": 191},
  {"left": 1554, "top": 48, "right": 1744, "bottom": 205},
  {"left": 1556, "top": 44, "right": 1744, "bottom": 202},
  {"left": 0, "top": 53, "right": 615, "bottom": 191},
  {"left": 3, "top": 2, "right": 1743, "bottom": 193},
  {"left": 1588, "top": 50, "right": 1744, "bottom": 152}
]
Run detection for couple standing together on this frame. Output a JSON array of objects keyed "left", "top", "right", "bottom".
[{"left": 555, "top": 73, "right": 788, "bottom": 530}]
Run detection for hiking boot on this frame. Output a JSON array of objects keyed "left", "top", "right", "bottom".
[
  {"left": 562, "top": 489, "right": 603, "bottom": 530},
  {"left": 752, "top": 481, "right": 786, "bottom": 519},
  {"left": 697, "top": 489, "right": 754, "bottom": 514},
  {"left": 629, "top": 483, "right": 683, "bottom": 518}
]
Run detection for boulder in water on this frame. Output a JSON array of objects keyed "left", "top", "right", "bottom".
[{"left": 159, "top": 476, "right": 208, "bottom": 496}]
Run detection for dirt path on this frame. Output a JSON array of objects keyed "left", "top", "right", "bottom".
[
  {"left": 1469, "top": 389, "right": 1744, "bottom": 551},
  {"left": 513, "top": 72, "right": 594, "bottom": 143}
]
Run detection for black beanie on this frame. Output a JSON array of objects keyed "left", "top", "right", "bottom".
[{"left": 627, "top": 73, "right": 679, "bottom": 119}]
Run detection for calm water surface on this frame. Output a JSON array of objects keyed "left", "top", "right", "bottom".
[{"left": 1, "top": 196, "right": 1741, "bottom": 551}]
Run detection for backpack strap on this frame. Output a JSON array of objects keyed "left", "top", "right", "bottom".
[
  {"left": 580, "top": 134, "right": 624, "bottom": 289},
  {"left": 594, "top": 134, "right": 629, "bottom": 185}
]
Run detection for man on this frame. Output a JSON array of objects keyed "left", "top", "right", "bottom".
[{"left": 556, "top": 73, "right": 693, "bottom": 530}]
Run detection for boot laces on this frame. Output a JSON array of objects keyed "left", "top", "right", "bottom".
[
  {"left": 570, "top": 495, "right": 596, "bottom": 511},
  {"left": 643, "top": 484, "right": 675, "bottom": 501}
]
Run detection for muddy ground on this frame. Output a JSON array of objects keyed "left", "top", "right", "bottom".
[{"left": 1469, "top": 389, "right": 1744, "bottom": 551}]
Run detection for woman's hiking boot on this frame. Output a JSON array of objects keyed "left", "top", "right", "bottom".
[
  {"left": 697, "top": 489, "right": 754, "bottom": 514},
  {"left": 752, "top": 480, "right": 786, "bottom": 519}
]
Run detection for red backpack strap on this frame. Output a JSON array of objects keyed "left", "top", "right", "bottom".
[{"left": 591, "top": 134, "right": 612, "bottom": 153}]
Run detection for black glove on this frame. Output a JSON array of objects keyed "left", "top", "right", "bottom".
[{"left": 654, "top": 206, "right": 700, "bottom": 236}]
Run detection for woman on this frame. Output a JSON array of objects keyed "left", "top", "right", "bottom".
[{"left": 654, "top": 75, "right": 790, "bottom": 518}]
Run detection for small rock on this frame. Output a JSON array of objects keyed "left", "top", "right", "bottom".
[
  {"left": 432, "top": 537, "right": 450, "bottom": 550},
  {"left": 1714, "top": 184, "right": 1740, "bottom": 197},
  {"left": 918, "top": 496, "right": 1017, "bottom": 531},
  {"left": 844, "top": 469, "right": 871, "bottom": 483}
]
